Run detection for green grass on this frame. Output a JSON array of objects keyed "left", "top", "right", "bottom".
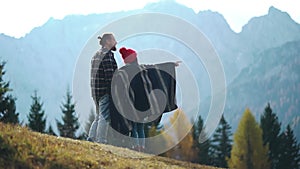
[{"left": 0, "top": 123, "right": 220, "bottom": 169}]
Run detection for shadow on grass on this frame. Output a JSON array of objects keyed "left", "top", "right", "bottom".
[{"left": 0, "top": 135, "right": 30, "bottom": 168}]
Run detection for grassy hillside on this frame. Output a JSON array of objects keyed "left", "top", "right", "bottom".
[{"left": 0, "top": 123, "right": 220, "bottom": 169}]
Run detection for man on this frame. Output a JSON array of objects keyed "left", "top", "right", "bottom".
[{"left": 88, "top": 33, "right": 117, "bottom": 143}]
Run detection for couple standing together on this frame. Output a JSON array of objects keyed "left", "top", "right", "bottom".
[{"left": 87, "top": 33, "right": 180, "bottom": 152}]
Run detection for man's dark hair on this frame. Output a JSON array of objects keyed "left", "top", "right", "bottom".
[{"left": 98, "top": 33, "right": 113, "bottom": 47}]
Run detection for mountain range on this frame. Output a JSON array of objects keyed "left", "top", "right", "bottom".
[{"left": 0, "top": 1, "right": 299, "bottom": 140}]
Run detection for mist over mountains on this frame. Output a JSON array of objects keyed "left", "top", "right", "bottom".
[{"left": 0, "top": 1, "right": 299, "bottom": 139}]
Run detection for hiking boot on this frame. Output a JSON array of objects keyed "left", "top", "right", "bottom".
[{"left": 87, "top": 137, "right": 94, "bottom": 142}]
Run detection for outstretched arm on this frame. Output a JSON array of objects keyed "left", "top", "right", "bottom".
[{"left": 143, "top": 61, "right": 182, "bottom": 68}]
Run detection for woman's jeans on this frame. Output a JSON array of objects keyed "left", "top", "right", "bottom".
[{"left": 131, "top": 122, "right": 145, "bottom": 148}]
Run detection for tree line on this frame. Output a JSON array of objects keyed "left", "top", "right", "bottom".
[
  {"left": 153, "top": 105, "right": 300, "bottom": 169},
  {"left": 0, "top": 61, "right": 82, "bottom": 139}
]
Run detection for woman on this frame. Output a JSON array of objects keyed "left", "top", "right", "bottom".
[
  {"left": 112, "top": 47, "right": 181, "bottom": 152},
  {"left": 119, "top": 47, "right": 146, "bottom": 152}
]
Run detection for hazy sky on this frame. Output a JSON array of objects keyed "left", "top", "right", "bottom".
[{"left": 0, "top": 0, "right": 299, "bottom": 38}]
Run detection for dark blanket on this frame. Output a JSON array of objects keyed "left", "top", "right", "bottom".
[
  {"left": 110, "top": 62, "right": 177, "bottom": 135},
  {"left": 143, "top": 62, "right": 177, "bottom": 112}
]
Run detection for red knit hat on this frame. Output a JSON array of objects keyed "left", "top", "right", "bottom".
[{"left": 119, "top": 47, "right": 137, "bottom": 64}]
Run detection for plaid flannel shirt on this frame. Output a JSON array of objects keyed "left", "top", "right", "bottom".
[{"left": 91, "top": 48, "right": 117, "bottom": 103}]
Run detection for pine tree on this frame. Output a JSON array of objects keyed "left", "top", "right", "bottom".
[
  {"left": 148, "top": 123, "right": 163, "bottom": 137},
  {"left": 56, "top": 89, "right": 79, "bottom": 139},
  {"left": 46, "top": 125, "right": 57, "bottom": 136},
  {"left": 278, "top": 125, "right": 300, "bottom": 169},
  {"left": 260, "top": 103, "right": 281, "bottom": 169},
  {"left": 211, "top": 115, "right": 232, "bottom": 168},
  {"left": 0, "top": 61, "right": 19, "bottom": 124},
  {"left": 193, "top": 114, "right": 212, "bottom": 165},
  {"left": 147, "top": 124, "right": 173, "bottom": 156},
  {"left": 27, "top": 91, "right": 46, "bottom": 133},
  {"left": 228, "top": 108, "right": 270, "bottom": 169},
  {"left": 144, "top": 115, "right": 163, "bottom": 138},
  {"left": 163, "top": 109, "right": 196, "bottom": 162}
]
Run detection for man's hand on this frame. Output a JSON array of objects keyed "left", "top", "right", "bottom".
[{"left": 94, "top": 100, "right": 99, "bottom": 115}]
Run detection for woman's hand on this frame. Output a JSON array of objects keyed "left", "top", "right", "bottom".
[{"left": 174, "top": 61, "right": 182, "bottom": 67}]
